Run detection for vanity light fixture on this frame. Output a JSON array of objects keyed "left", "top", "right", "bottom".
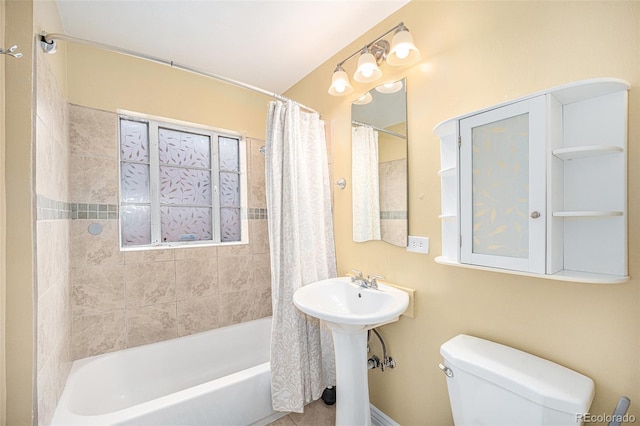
[
  {"left": 328, "top": 22, "right": 420, "bottom": 96},
  {"left": 328, "top": 65, "right": 354, "bottom": 96}
]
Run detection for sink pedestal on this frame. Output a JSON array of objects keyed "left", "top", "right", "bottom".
[
  {"left": 330, "top": 326, "right": 371, "bottom": 426},
  {"left": 292, "top": 277, "right": 409, "bottom": 426}
]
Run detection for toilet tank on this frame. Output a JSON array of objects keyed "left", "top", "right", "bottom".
[{"left": 440, "top": 335, "right": 595, "bottom": 426}]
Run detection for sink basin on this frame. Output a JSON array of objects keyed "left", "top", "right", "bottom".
[{"left": 293, "top": 276, "right": 409, "bottom": 331}]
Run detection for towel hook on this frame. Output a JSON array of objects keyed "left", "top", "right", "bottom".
[{"left": 0, "top": 45, "right": 23, "bottom": 59}]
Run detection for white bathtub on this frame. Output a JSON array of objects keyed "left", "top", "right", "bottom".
[{"left": 52, "top": 317, "right": 285, "bottom": 426}]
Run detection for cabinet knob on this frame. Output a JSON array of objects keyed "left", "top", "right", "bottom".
[{"left": 530, "top": 211, "right": 541, "bottom": 219}]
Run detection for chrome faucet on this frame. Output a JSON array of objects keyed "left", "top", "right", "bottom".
[
  {"left": 368, "top": 275, "right": 385, "bottom": 290},
  {"left": 351, "top": 270, "right": 369, "bottom": 288},
  {"left": 350, "top": 270, "right": 385, "bottom": 290}
]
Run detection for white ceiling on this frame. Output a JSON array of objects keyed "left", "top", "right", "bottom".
[{"left": 54, "top": 0, "right": 410, "bottom": 94}]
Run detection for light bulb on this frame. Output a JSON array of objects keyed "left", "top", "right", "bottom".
[
  {"left": 335, "top": 83, "right": 346, "bottom": 93},
  {"left": 395, "top": 46, "right": 410, "bottom": 60},
  {"left": 361, "top": 67, "right": 374, "bottom": 78}
]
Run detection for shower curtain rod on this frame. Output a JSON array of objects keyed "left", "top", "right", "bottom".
[
  {"left": 351, "top": 120, "right": 407, "bottom": 140},
  {"left": 40, "top": 32, "right": 320, "bottom": 115}
]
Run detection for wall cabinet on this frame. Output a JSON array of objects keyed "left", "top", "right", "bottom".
[{"left": 434, "top": 79, "right": 629, "bottom": 284}]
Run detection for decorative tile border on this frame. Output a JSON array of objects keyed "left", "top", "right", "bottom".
[
  {"left": 380, "top": 210, "right": 407, "bottom": 220},
  {"left": 38, "top": 195, "right": 268, "bottom": 221},
  {"left": 37, "top": 195, "right": 73, "bottom": 220},
  {"left": 248, "top": 208, "right": 268, "bottom": 219},
  {"left": 72, "top": 203, "right": 119, "bottom": 220}
]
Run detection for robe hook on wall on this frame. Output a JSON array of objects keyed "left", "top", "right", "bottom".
[{"left": 0, "top": 45, "right": 23, "bottom": 59}]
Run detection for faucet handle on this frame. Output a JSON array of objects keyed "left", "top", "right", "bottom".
[
  {"left": 351, "top": 269, "right": 364, "bottom": 280},
  {"left": 369, "top": 274, "right": 385, "bottom": 288}
]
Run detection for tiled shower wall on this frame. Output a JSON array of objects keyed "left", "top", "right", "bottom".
[
  {"left": 35, "top": 51, "right": 72, "bottom": 425},
  {"left": 379, "top": 158, "right": 407, "bottom": 247},
  {"left": 68, "top": 104, "right": 271, "bottom": 359}
]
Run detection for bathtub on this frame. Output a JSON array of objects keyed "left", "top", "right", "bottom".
[{"left": 52, "top": 317, "right": 285, "bottom": 426}]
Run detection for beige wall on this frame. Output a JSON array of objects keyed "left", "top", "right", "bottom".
[
  {"left": 5, "top": 0, "right": 35, "bottom": 424},
  {"left": 1, "top": 0, "right": 6, "bottom": 422},
  {"left": 66, "top": 43, "right": 270, "bottom": 140},
  {"left": 287, "top": 1, "right": 640, "bottom": 424}
]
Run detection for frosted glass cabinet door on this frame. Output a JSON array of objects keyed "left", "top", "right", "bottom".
[{"left": 460, "top": 96, "right": 546, "bottom": 273}]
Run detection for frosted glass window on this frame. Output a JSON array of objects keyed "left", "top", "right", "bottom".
[
  {"left": 471, "top": 113, "right": 529, "bottom": 258},
  {"left": 219, "top": 136, "right": 240, "bottom": 172},
  {"left": 159, "top": 128, "right": 211, "bottom": 168},
  {"left": 121, "top": 205, "right": 151, "bottom": 246},
  {"left": 221, "top": 208, "right": 241, "bottom": 242},
  {"left": 160, "top": 166, "right": 212, "bottom": 205},
  {"left": 160, "top": 207, "right": 212, "bottom": 242},
  {"left": 119, "top": 115, "right": 246, "bottom": 248},
  {"left": 218, "top": 136, "right": 241, "bottom": 242},
  {"left": 120, "top": 120, "right": 149, "bottom": 162},
  {"left": 219, "top": 172, "right": 240, "bottom": 207},
  {"left": 121, "top": 163, "right": 150, "bottom": 203}
]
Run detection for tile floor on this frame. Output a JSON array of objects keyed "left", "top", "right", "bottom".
[{"left": 268, "top": 399, "right": 336, "bottom": 426}]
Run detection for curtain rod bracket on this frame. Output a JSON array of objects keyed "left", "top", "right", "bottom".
[{"left": 40, "top": 33, "right": 57, "bottom": 54}]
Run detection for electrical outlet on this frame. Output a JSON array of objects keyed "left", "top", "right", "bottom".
[{"left": 407, "top": 236, "right": 429, "bottom": 254}]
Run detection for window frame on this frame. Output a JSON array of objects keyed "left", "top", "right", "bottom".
[{"left": 118, "top": 110, "right": 248, "bottom": 250}]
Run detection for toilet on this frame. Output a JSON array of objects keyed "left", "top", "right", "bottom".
[{"left": 440, "top": 334, "right": 595, "bottom": 425}]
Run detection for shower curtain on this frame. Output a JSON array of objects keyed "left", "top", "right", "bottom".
[
  {"left": 351, "top": 125, "right": 381, "bottom": 242},
  {"left": 265, "top": 100, "right": 337, "bottom": 413}
]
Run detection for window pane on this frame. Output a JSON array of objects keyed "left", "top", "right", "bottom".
[
  {"left": 159, "top": 128, "right": 210, "bottom": 168},
  {"left": 219, "top": 172, "right": 240, "bottom": 207},
  {"left": 221, "top": 208, "right": 241, "bottom": 242},
  {"left": 160, "top": 206, "right": 212, "bottom": 242},
  {"left": 121, "top": 205, "right": 151, "bottom": 246},
  {"left": 121, "top": 162, "right": 150, "bottom": 203},
  {"left": 160, "top": 166, "right": 211, "bottom": 205},
  {"left": 120, "top": 120, "right": 149, "bottom": 162},
  {"left": 219, "top": 136, "right": 239, "bottom": 172}
]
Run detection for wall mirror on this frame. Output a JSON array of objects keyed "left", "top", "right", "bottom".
[{"left": 351, "top": 78, "right": 407, "bottom": 247}]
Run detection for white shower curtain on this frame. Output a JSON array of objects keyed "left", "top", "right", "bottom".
[
  {"left": 265, "top": 100, "right": 337, "bottom": 413},
  {"left": 352, "top": 125, "right": 381, "bottom": 242}
]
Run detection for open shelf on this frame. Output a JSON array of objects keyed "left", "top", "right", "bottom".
[
  {"left": 552, "top": 211, "right": 623, "bottom": 218},
  {"left": 552, "top": 145, "right": 623, "bottom": 161}
]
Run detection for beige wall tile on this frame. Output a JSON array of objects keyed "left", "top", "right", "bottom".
[
  {"left": 36, "top": 220, "right": 70, "bottom": 298},
  {"left": 253, "top": 254, "right": 271, "bottom": 290},
  {"left": 71, "top": 265, "right": 125, "bottom": 316},
  {"left": 380, "top": 219, "right": 407, "bottom": 248},
  {"left": 250, "top": 220, "right": 269, "bottom": 255},
  {"left": 70, "top": 155, "right": 118, "bottom": 204},
  {"left": 72, "top": 310, "right": 126, "bottom": 359},
  {"left": 177, "top": 296, "right": 219, "bottom": 337},
  {"left": 218, "top": 286, "right": 271, "bottom": 327},
  {"left": 176, "top": 257, "right": 218, "bottom": 300},
  {"left": 69, "top": 104, "right": 117, "bottom": 158},
  {"left": 125, "top": 261, "right": 176, "bottom": 307},
  {"left": 174, "top": 245, "right": 217, "bottom": 260},
  {"left": 71, "top": 220, "right": 123, "bottom": 268},
  {"left": 127, "top": 302, "right": 177, "bottom": 347},
  {"left": 218, "top": 255, "right": 253, "bottom": 293},
  {"left": 248, "top": 139, "right": 266, "bottom": 209},
  {"left": 124, "top": 249, "right": 174, "bottom": 264},
  {"left": 217, "top": 242, "right": 251, "bottom": 257}
]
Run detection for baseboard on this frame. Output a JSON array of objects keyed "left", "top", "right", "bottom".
[{"left": 371, "top": 404, "right": 400, "bottom": 426}]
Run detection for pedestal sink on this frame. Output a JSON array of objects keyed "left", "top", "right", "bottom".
[{"left": 293, "top": 277, "right": 409, "bottom": 426}]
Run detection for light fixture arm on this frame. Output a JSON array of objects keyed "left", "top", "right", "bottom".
[{"left": 334, "top": 22, "right": 407, "bottom": 69}]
